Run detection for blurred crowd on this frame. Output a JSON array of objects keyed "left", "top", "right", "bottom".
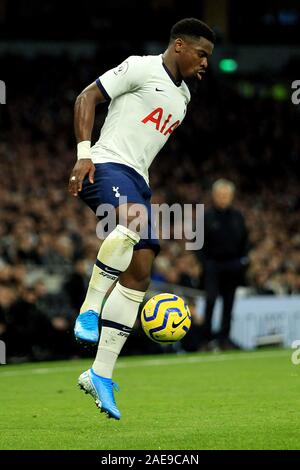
[{"left": 0, "top": 53, "right": 299, "bottom": 360}]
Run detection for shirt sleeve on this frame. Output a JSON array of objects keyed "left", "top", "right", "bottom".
[{"left": 96, "top": 55, "right": 148, "bottom": 100}]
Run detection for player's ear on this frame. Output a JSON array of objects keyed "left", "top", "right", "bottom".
[{"left": 174, "top": 38, "right": 184, "bottom": 53}]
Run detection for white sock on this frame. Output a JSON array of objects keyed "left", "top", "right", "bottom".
[
  {"left": 92, "top": 282, "right": 146, "bottom": 378},
  {"left": 80, "top": 225, "right": 140, "bottom": 315}
]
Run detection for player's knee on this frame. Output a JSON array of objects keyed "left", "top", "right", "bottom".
[
  {"left": 119, "top": 247, "right": 154, "bottom": 291},
  {"left": 116, "top": 281, "right": 146, "bottom": 303},
  {"left": 119, "top": 271, "right": 151, "bottom": 292}
]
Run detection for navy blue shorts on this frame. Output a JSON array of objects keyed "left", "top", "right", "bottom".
[{"left": 79, "top": 162, "right": 160, "bottom": 255}]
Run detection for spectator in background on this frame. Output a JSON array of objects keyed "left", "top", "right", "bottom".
[
  {"left": 0, "top": 286, "right": 15, "bottom": 352},
  {"left": 181, "top": 297, "right": 203, "bottom": 352},
  {"left": 199, "top": 179, "right": 249, "bottom": 351},
  {"left": 64, "top": 259, "right": 87, "bottom": 313},
  {"left": 4, "top": 286, "right": 53, "bottom": 361}
]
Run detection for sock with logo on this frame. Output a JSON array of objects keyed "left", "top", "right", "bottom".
[
  {"left": 80, "top": 225, "right": 140, "bottom": 315},
  {"left": 92, "top": 282, "right": 146, "bottom": 378}
]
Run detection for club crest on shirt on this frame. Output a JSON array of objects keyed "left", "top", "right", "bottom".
[{"left": 113, "top": 61, "right": 129, "bottom": 76}]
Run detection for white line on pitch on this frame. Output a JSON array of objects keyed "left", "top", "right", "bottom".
[{"left": 0, "top": 350, "right": 289, "bottom": 378}]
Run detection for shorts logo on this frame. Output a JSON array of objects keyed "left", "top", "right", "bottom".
[{"left": 112, "top": 186, "right": 120, "bottom": 198}]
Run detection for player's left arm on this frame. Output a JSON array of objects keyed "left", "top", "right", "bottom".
[{"left": 69, "top": 82, "right": 106, "bottom": 197}]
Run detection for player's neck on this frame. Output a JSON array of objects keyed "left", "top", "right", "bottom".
[{"left": 162, "top": 50, "right": 182, "bottom": 84}]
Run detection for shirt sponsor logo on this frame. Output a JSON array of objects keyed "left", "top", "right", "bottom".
[{"left": 141, "top": 107, "right": 180, "bottom": 135}]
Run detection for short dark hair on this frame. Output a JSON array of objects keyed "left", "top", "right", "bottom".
[{"left": 170, "top": 18, "right": 216, "bottom": 44}]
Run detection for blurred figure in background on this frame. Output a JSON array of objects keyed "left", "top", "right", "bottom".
[
  {"left": 199, "top": 179, "right": 249, "bottom": 351},
  {"left": 181, "top": 297, "right": 203, "bottom": 352}
]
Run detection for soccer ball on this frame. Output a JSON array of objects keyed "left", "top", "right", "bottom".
[{"left": 141, "top": 293, "right": 191, "bottom": 344}]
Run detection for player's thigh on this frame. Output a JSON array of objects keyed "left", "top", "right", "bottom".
[
  {"left": 115, "top": 203, "right": 149, "bottom": 233},
  {"left": 119, "top": 248, "right": 155, "bottom": 291}
]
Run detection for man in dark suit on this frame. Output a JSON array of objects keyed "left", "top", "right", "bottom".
[{"left": 200, "top": 179, "right": 249, "bottom": 350}]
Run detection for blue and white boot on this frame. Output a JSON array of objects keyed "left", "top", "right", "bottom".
[
  {"left": 74, "top": 310, "right": 99, "bottom": 345},
  {"left": 78, "top": 369, "right": 121, "bottom": 420}
]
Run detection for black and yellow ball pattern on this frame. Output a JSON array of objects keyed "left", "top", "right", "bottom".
[{"left": 141, "top": 293, "right": 191, "bottom": 344}]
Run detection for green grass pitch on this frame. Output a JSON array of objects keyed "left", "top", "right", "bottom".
[{"left": 0, "top": 348, "right": 299, "bottom": 450}]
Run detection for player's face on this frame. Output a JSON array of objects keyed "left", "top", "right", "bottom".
[{"left": 175, "top": 36, "right": 214, "bottom": 80}]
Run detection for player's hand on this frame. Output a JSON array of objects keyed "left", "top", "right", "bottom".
[{"left": 68, "top": 158, "right": 95, "bottom": 196}]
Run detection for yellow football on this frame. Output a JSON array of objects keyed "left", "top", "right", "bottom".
[{"left": 141, "top": 293, "right": 191, "bottom": 344}]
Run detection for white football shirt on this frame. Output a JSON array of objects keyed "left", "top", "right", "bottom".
[{"left": 91, "top": 54, "right": 191, "bottom": 184}]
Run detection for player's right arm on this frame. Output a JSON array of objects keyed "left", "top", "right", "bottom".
[
  {"left": 68, "top": 82, "right": 106, "bottom": 197},
  {"left": 69, "top": 56, "right": 148, "bottom": 196}
]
